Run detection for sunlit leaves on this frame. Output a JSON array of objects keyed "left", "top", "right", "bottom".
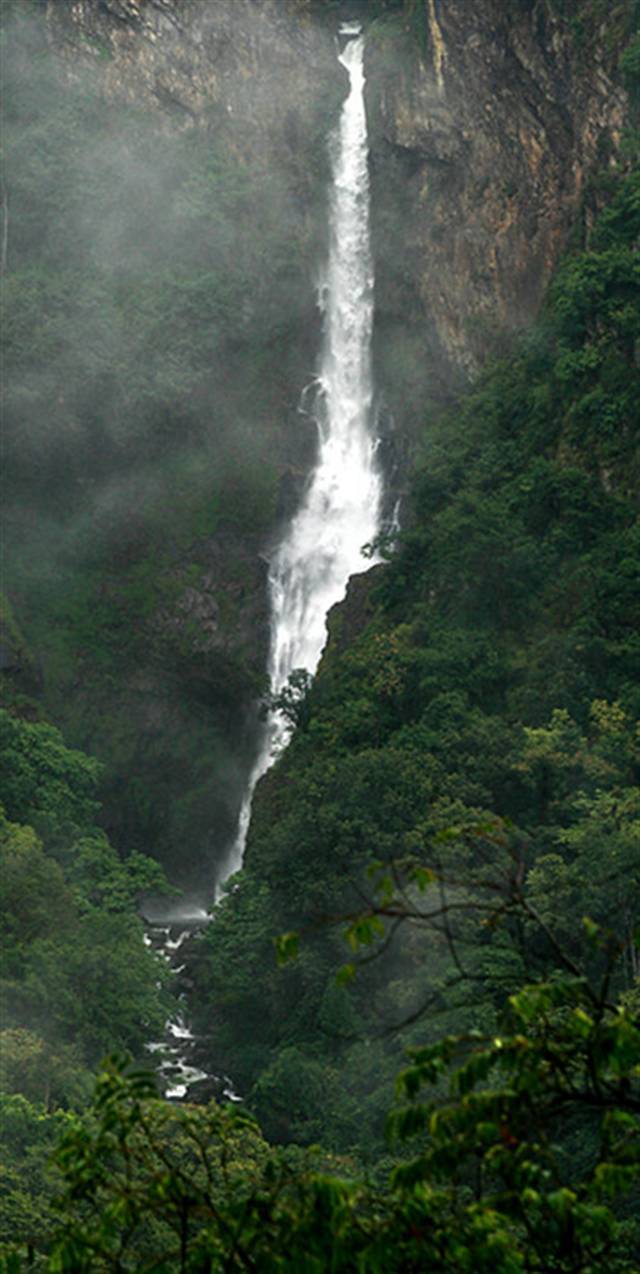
[
  {"left": 274, "top": 930, "right": 299, "bottom": 966},
  {"left": 344, "top": 914, "right": 385, "bottom": 952}
]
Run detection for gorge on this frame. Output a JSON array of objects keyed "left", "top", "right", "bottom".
[
  {"left": 221, "top": 18, "right": 383, "bottom": 887},
  {"left": 1, "top": 0, "right": 640, "bottom": 1267},
  {"left": 2, "top": 0, "right": 629, "bottom": 900}
]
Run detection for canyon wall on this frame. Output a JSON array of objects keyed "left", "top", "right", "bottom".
[
  {"left": 4, "top": 0, "right": 630, "bottom": 892},
  {"left": 367, "top": 0, "right": 628, "bottom": 431}
]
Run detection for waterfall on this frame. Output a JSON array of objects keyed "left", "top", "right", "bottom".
[{"left": 218, "top": 22, "right": 382, "bottom": 891}]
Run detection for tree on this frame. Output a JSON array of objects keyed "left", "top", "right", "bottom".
[
  {"left": 4, "top": 930, "right": 639, "bottom": 1270},
  {"left": 0, "top": 712, "right": 101, "bottom": 846}
]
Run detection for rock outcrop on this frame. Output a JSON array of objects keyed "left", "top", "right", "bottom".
[
  {"left": 42, "top": 0, "right": 631, "bottom": 426},
  {"left": 5, "top": 0, "right": 631, "bottom": 892},
  {"left": 367, "top": 0, "right": 628, "bottom": 429},
  {"left": 45, "top": 0, "right": 340, "bottom": 157}
]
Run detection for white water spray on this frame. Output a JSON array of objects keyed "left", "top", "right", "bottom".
[{"left": 219, "top": 24, "right": 382, "bottom": 890}]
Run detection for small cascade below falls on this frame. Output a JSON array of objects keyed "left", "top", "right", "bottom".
[
  {"left": 219, "top": 21, "right": 382, "bottom": 888},
  {"left": 144, "top": 910, "right": 240, "bottom": 1102}
]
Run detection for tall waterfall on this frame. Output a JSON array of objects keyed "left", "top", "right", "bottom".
[{"left": 219, "top": 22, "right": 382, "bottom": 890}]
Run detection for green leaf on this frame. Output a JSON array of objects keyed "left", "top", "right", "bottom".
[
  {"left": 274, "top": 931, "right": 299, "bottom": 966},
  {"left": 335, "top": 962, "right": 356, "bottom": 987}
]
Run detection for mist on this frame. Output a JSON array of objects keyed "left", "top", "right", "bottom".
[{"left": 1, "top": 0, "right": 343, "bottom": 891}]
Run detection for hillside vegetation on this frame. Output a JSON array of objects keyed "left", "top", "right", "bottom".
[
  {"left": 3, "top": 138, "right": 636, "bottom": 1273},
  {"left": 194, "top": 147, "right": 640, "bottom": 1159},
  {"left": 1, "top": 4, "right": 640, "bottom": 1270}
]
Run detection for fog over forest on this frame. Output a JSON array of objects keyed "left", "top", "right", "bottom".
[{"left": 1, "top": 0, "right": 640, "bottom": 1269}]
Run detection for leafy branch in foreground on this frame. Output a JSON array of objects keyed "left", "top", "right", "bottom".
[
  {"left": 386, "top": 966, "right": 640, "bottom": 1272},
  {"left": 2, "top": 952, "right": 638, "bottom": 1271},
  {"left": 4, "top": 886, "right": 640, "bottom": 1271}
]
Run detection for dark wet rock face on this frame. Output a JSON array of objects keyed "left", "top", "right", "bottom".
[
  {"left": 367, "top": 0, "right": 627, "bottom": 432},
  {"left": 15, "top": 0, "right": 627, "bottom": 894},
  {"left": 14, "top": 0, "right": 344, "bottom": 893},
  {"left": 44, "top": 0, "right": 341, "bottom": 154}
]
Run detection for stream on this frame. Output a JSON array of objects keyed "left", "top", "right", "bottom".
[
  {"left": 144, "top": 909, "right": 239, "bottom": 1102},
  {"left": 146, "top": 19, "right": 382, "bottom": 1103}
]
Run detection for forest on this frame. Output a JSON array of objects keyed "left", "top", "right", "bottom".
[{"left": 1, "top": 0, "right": 640, "bottom": 1269}]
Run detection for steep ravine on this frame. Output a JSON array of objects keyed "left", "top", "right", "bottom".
[
  {"left": 3, "top": 0, "right": 342, "bottom": 894},
  {"left": 3, "top": 0, "right": 630, "bottom": 898}
]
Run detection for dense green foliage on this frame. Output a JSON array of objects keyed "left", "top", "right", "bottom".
[
  {"left": 0, "top": 709, "right": 172, "bottom": 1076},
  {"left": 1, "top": 3, "right": 639, "bottom": 1270},
  {"left": 5, "top": 957, "right": 640, "bottom": 1270},
  {"left": 0, "top": 708, "right": 173, "bottom": 1254},
  {"left": 191, "top": 156, "right": 640, "bottom": 1164}
]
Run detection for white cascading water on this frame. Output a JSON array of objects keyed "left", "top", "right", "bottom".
[
  {"left": 145, "top": 22, "right": 381, "bottom": 1098},
  {"left": 219, "top": 21, "right": 382, "bottom": 890}
]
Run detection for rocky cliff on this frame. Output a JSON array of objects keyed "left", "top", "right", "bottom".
[
  {"left": 46, "top": 0, "right": 629, "bottom": 395},
  {"left": 45, "top": 0, "right": 339, "bottom": 155},
  {"left": 3, "top": 0, "right": 633, "bottom": 895},
  {"left": 367, "top": 0, "right": 629, "bottom": 434}
]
